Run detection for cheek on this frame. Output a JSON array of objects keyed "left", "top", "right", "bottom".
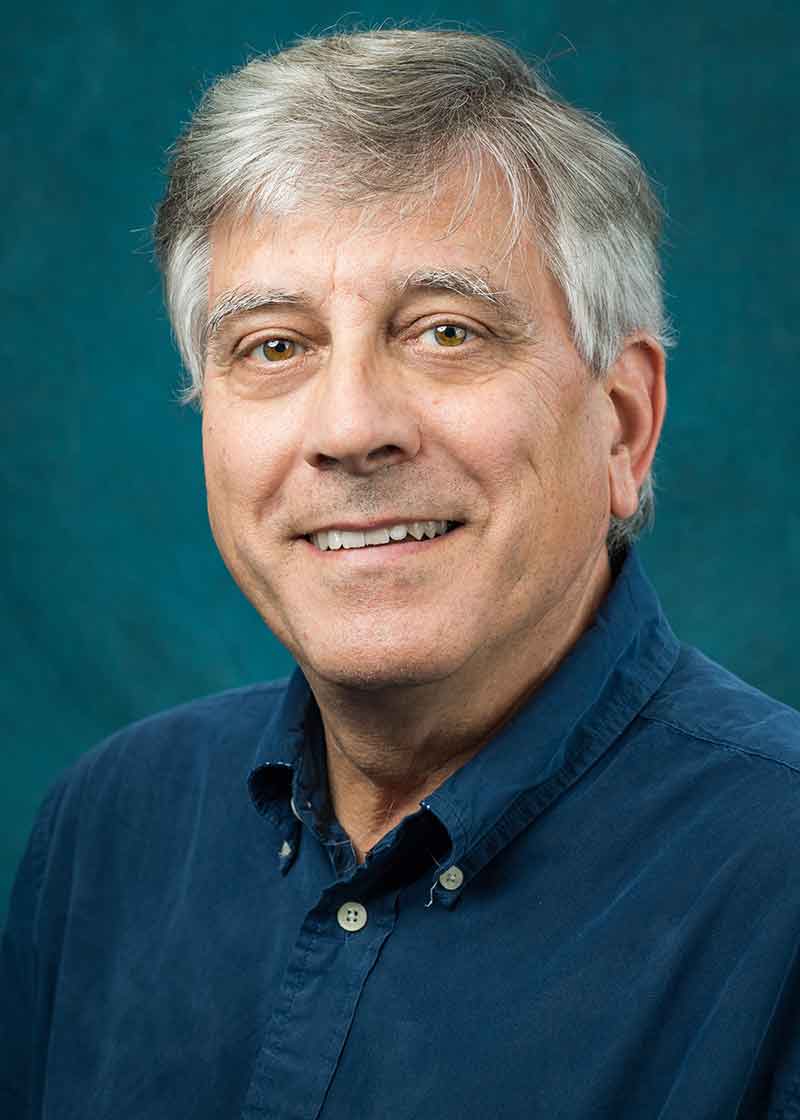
[
  {"left": 202, "top": 401, "right": 293, "bottom": 516},
  {"left": 451, "top": 369, "right": 606, "bottom": 540},
  {"left": 438, "top": 376, "right": 555, "bottom": 506}
]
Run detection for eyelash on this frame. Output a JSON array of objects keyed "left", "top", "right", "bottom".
[{"left": 236, "top": 321, "right": 484, "bottom": 368}]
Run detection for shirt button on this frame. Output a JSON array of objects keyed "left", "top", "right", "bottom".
[
  {"left": 438, "top": 865, "right": 464, "bottom": 891},
  {"left": 337, "top": 901, "right": 368, "bottom": 932}
]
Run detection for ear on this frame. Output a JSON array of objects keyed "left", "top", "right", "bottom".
[{"left": 604, "top": 333, "right": 667, "bottom": 521}]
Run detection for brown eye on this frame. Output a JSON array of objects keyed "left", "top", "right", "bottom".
[
  {"left": 259, "top": 338, "right": 297, "bottom": 362},
  {"left": 432, "top": 324, "right": 470, "bottom": 347}
]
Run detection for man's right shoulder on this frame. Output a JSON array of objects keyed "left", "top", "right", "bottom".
[
  {"left": 101, "top": 676, "right": 292, "bottom": 755},
  {"left": 46, "top": 677, "right": 294, "bottom": 822}
]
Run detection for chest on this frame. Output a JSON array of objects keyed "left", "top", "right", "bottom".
[{"left": 38, "top": 831, "right": 792, "bottom": 1120}]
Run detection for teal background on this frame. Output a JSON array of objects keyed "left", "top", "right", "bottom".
[{"left": 3, "top": 1, "right": 798, "bottom": 921}]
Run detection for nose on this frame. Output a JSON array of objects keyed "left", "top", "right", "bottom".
[{"left": 301, "top": 348, "right": 421, "bottom": 475}]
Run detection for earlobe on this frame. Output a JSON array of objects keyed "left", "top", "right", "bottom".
[
  {"left": 605, "top": 334, "right": 667, "bottom": 520},
  {"left": 608, "top": 443, "right": 641, "bottom": 520}
]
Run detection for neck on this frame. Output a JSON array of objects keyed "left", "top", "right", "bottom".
[{"left": 303, "top": 549, "right": 612, "bottom": 862}]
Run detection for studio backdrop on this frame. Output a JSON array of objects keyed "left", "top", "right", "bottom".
[{"left": 3, "top": 0, "right": 798, "bottom": 919}]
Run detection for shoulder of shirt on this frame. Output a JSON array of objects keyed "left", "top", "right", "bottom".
[
  {"left": 11, "top": 679, "right": 294, "bottom": 949},
  {"left": 100, "top": 677, "right": 293, "bottom": 746},
  {"left": 41, "top": 677, "right": 294, "bottom": 815},
  {"left": 640, "top": 641, "right": 800, "bottom": 776}
]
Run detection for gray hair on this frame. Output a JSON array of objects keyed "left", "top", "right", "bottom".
[{"left": 153, "top": 27, "right": 678, "bottom": 557}]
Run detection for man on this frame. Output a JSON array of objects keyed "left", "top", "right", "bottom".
[{"left": 2, "top": 27, "right": 800, "bottom": 1119}]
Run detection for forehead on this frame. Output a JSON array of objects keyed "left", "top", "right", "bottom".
[{"left": 208, "top": 164, "right": 569, "bottom": 328}]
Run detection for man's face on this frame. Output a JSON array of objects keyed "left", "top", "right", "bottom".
[{"left": 202, "top": 171, "right": 619, "bottom": 692}]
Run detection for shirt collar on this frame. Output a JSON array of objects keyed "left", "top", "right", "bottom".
[{"left": 248, "top": 546, "right": 680, "bottom": 885}]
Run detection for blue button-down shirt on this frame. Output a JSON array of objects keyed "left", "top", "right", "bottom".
[{"left": 4, "top": 547, "right": 800, "bottom": 1118}]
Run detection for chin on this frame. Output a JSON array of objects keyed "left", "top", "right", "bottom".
[{"left": 297, "top": 639, "right": 463, "bottom": 693}]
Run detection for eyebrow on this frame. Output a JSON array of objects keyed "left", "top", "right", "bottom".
[
  {"left": 397, "top": 267, "right": 532, "bottom": 330},
  {"left": 205, "top": 286, "right": 310, "bottom": 354},
  {"left": 205, "top": 267, "right": 535, "bottom": 354}
]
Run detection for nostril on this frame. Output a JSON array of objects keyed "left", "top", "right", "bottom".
[
  {"left": 367, "top": 444, "right": 403, "bottom": 458},
  {"left": 311, "top": 444, "right": 409, "bottom": 473}
]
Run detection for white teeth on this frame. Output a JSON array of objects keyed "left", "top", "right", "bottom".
[
  {"left": 310, "top": 520, "right": 453, "bottom": 550},
  {"left": 364, "top": 527, "right": 391, "bottom": 546}
]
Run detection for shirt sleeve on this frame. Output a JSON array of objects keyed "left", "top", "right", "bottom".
[
  {"left": 0, "top": 776, "right": 72, "bottom": 1119},
  {"left": 750, "top": 912, "right": 800, "bottom": 1118},
  {"left": 766, "top": 987, "right": 800, "bottom": 1119}
]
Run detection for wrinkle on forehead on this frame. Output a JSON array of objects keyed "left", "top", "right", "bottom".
[
  {"left": 207, "top": 161, "right": 573, "bottom": 349},
  {"left": 211, "top": 159, "right": 525, "bottom": 278}
]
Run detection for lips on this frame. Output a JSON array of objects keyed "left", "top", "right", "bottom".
[{"left": 307, "top": 520, "right": 459, "bottom": 551}]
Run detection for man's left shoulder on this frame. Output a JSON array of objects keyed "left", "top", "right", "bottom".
[{"left": 641, "top": 641, "right": 800, "bottom": 774}]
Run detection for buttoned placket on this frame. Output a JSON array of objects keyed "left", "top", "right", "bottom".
[
  {"left": 240, "top": 833, "right": 402, "bottom": 1120},
  {"left": 243, "top": 749, "right": 464, "bottom": 1120}
]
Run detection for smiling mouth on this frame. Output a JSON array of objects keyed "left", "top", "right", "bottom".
[{"left": 305, "top": 520, "right": 462, "bottom": 551}]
